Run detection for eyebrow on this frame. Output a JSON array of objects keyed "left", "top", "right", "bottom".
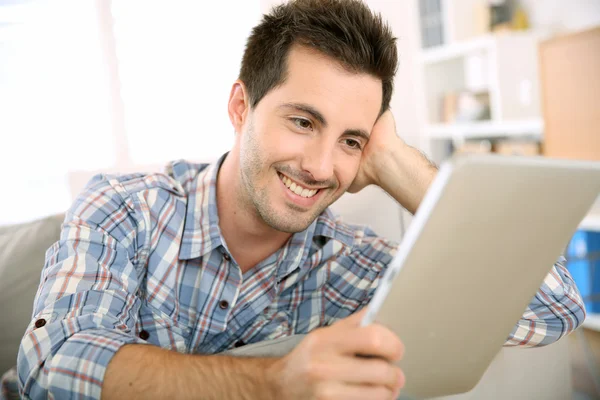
[
  {"left": 344, "top": 128, "right": 370, "bottom": 143},
  {"left": 279, "top": 102, "right": 370, "bottom": 142}
]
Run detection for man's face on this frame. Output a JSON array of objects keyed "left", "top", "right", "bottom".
[{"left": 236, "top": 45, "right": 382, "bottom": 233}]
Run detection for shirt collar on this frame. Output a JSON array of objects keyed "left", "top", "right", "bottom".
[
  {"left": 274, "top": 208, "right": 356, "bottom": 282},
  {"left": 169, "top": 154, "right": 226, "bottom": 261}
]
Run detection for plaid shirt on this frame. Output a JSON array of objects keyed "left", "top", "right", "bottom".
[{"left": 9, "top": 155, "right": 585, "bottom": 399}]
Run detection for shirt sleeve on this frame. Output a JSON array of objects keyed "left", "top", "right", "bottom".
[
  {"left": 17, "top": 174, "right": 149, "bottom": 400},
  {"left": 504, "top": 255, "right": 586, "bottom": 347}
]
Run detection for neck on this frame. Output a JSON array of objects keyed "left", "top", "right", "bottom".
[{"left": 217, "top": 151, "right": 292, "bottom": 273}]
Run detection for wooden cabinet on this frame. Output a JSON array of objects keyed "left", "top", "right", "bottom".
[{"left": 540, "top": 27, "right": 600, "bottom": 161}]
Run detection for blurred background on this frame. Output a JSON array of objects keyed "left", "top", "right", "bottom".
[{"left": 1, "top": 0, "right": 600, "bottom": 398}]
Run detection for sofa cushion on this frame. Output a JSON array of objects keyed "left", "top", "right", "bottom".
[
  {"left": 222, "top": 335, "right": 305, "bottom": 358},
  {"left": 0, "top": 214, "right": 63, "bottom": 374}
]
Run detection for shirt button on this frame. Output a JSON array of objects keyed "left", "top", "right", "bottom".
[
  {"left": 34, "top": 319, "right": 46, "bottom": 329},
  {"left": 139, "top": 330, "right": 150, "bottom": 340},
  {"left": 234, "top": 340, "right": 245, "bottom": 348},
  {"left": 223, "top": 253, "right": 231, "bottom": 261},
  {"left": 219, "top": 300, "right": 229, "bottom": 310}
]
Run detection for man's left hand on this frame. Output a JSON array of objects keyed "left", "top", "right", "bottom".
[
  {"left": 348, "top": 110, "right": 437, "bottom": 214},
  {"left": 348, "top": 110, "right": 402, "bottom": 194}
]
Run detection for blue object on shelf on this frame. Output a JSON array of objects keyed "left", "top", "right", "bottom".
[{"left": 566, "top": 230, "right": 600, "bottom": 313}]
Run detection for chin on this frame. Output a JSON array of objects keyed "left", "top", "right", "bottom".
[
  {"left": 268, "top": 217, "right": 314, "bottom": 234},
  {"left": 259, "top": 208, "right": 317, "bottom": 234}
]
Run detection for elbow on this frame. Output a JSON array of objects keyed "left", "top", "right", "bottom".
[
  {"left": 17, "top": 331, "right": 49, "bottom": 400},
  {"left": 18, "top": 323, "right": 142, "bottom": 399},
  {"left": 537, "top": 301, "right": 587, "bottom": 347},
  {"left": 556, "top": 280, "right": 588, "bottom": 340},
  {"left": 17, "top": 328, "right": 98, "bottom": 399},
  {"left": 505, "top": 302, "right": 587, "bottom": 348}
]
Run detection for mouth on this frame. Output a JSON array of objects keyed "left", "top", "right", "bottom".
[{"left": 277, "top": 172, "right": 322, "bottom": 198}]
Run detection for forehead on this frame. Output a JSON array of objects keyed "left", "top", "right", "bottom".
[{"left": 259, "top": 45, "right": 383, "bottom": 129}]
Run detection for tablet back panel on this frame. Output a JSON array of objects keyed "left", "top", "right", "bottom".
[{"left": 367, "top": 155, "right": 600, "bottom": 398}]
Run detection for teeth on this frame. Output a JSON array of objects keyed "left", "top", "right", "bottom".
[{"left": 279, "top": 173, "right": 319, "bottom": 198}]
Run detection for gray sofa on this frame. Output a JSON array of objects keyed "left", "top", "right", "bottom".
[
  {"left": 0, "top": 212, "right": 574, "bottom": 399},
  {"left": 0, "top": 214, "right": 64, "bottom": 375}
]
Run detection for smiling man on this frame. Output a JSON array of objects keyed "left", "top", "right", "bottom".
[{"left": 14, "top": 1, "right": 585, "bottom": 399}]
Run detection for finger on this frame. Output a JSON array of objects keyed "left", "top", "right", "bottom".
[
  {"left": 316, "top": 382, "right": 395, "bottom": 400},
  {"left": 318, "top": 356, "right": 403, "bottom": 391},
  {"left": 336, "top": 324, "right": 404, "bottom": 362}
]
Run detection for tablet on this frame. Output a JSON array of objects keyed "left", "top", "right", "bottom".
[{"left": 361, "top": 154, "right": 600, "bottom": 399}]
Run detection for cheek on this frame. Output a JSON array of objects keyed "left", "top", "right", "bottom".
[
  {"left": 334, "top": 154, "right": 361, "bottom": 188},
  {"left": 263, "top": 124, "right": 306, "bottom": 157}
]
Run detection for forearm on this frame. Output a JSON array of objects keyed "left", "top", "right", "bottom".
[
  {"left": 102, "top": 344, "right": 280, "bottom": 400},
  {"left": 375, "top": 138, "right": 437, "bottom": 214}
]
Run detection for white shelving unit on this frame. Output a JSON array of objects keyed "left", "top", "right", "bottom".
[
  {"left": 418, "top": 29, "right": 544, "bottom": 163},
  {"left": 420, "top": 34, "right": 495, "bottom": 64},
  {"left": 417, "top": 7, "right": 600, "bottom": 333},
  {"left": 427, "top": 118, "right": 543, "bottom": 140}
]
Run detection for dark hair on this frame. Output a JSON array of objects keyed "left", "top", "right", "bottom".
[{"left": 239, "top": 0, "right": 398, "bottom": 116}]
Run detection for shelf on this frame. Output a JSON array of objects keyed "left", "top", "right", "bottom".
[
  {"left": 583, "top": 313, "right": 600, "bottom": 332},
  {"left": 426, "top": 119, "right": 544, "bottom": 140},
  {"left": 420, "top": 35, "right": 495, "bottom": 64},
  {"left": 420, "top": 32, "right": 541, "bottom": 65}
]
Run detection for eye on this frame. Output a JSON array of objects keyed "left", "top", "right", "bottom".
[
  {"left": 343, "top": 138, "right": 362, "bottom": 150},
  {"left": 291, "top": 117, "right": 313, "bottom": 131}
]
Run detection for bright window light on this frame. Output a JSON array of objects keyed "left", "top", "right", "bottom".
[
  {"left": 0, "top": 0, "right": 115, "bottom": 225},
  {"left": 110, "top": 1, "right": 262, "bottom": 165}
]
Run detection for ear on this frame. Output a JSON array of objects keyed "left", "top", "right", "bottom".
[{"left": 228, "top": 80, "right": 250, "bottom": 135}]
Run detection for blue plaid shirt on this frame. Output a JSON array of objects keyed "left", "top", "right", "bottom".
[{"left": 8, "top": 155, "right": 585, "bottom": 399}]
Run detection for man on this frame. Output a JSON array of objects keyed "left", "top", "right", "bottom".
[{"left": 14, "top": 0, "right": 585, "bottom": 399}]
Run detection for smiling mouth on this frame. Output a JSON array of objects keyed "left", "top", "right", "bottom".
[{"left": 278, "top": 172, "right": 321, "bottom": 198}]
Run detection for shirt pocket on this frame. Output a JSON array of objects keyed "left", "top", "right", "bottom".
[{"left": 138, "top": 302, "right": 192, "bottom": 353}]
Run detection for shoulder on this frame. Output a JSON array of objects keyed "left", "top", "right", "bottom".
[
  {"left": 67, "top": 160, "right": 207, "bottom": 238},
  {"left": 76, "top": 160, "right": 208, "bottom": 207}
]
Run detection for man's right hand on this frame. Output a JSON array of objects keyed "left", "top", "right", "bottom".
[{"left": 270, "top": 308, "right": 405, "bottom": 400}]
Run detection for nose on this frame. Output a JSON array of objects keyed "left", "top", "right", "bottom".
[{"left": 300, "top": 137, "right": 335, "bottom": 183}]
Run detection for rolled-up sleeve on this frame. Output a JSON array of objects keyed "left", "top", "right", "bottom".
[
  {"left": 17, "top": 175, "right": 148, "bottom": 399},
  {"left": 504, "top": 256, "right": 586, "bottom": 347}
]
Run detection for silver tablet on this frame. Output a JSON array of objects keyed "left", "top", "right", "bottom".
[{"left": 361, "top": 154, "right": 600, "bottom": 399}]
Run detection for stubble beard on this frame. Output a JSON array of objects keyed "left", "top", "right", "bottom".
[{"left": 239, "top": 122, "right": 327, "bottom": 233}]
